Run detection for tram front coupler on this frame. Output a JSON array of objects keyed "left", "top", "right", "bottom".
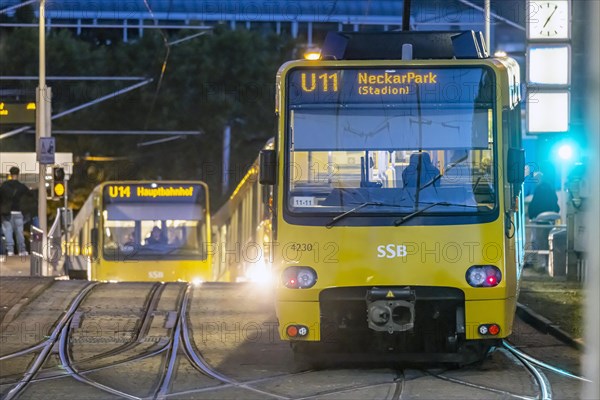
[{"left": 366, "top": 287, "right": 416, "bottom": 334}]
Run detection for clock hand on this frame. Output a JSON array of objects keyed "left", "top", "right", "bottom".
[{"left": 542, "top": 5, "right": 558, "bottom": 28}]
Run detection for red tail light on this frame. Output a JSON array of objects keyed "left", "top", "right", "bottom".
[
  {"left": 466, "top": 265, "right": 502, "bottom": 287},
  {"left": 479, "top": 323, "right": 501, "bottom": 336},
  {"left": 286, "top": 325, "right": 308, "bottom": 338}
]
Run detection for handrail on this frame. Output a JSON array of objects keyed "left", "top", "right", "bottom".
[
  {"left": 47, "top": 208, "right": 64, "bottom": 271},
  {"left": 29, "top": 225, "right": 44, "bottom": 276}
]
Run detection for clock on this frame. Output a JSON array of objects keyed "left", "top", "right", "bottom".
[{"left": 528, "top": 1, "right": 570, "bottom": 39}]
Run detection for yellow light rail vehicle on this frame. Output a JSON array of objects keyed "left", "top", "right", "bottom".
[
  {"left": 257, "top": 31, "right": 526, "bottom": 363},
  {"left": 68, "top": 181, "right": 212, "bottom": 283},
  {"left": 212, "top": 142, "right": 274, "bottom": 283}
]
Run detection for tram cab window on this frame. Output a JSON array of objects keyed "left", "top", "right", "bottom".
[
  {"left": 287, "top": 106, "right": 496, "bottom": 214},
  {"left": 103, "top": 216, "right": 207, "bottom": 259}
]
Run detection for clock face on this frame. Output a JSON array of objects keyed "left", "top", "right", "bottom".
[{"left": 529, "top": 1, "right": 569, "bottom": 39}]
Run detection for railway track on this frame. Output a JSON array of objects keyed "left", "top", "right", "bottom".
[
  {"left": 1, "top": 282, "right": 98, "bottom": 400},
  {"left": 0, "top": 282, "right": 590, "bottom": 400}
]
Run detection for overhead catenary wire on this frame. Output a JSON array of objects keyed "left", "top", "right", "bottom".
[{"left": 142, "top": 0, "right": 171, "bottom": 130}]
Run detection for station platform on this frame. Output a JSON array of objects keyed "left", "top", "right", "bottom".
[
  {"left": 0, "top": 256, "right": 53, "bottom": 324},
  {"left": 0, "top": 254, "right": 31, "bottom": 277}
]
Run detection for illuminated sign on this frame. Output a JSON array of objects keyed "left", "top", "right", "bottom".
[
  {"left": 356, "top": 71, "right": 437, "bottom": 95},
  {"left": 103, "top": 184, "right": 203, "bottom": 203},
  {"left": 300, "top": 72, "right": 338, "bottom": 92},
  {"left": 0, "top": 102, "right": 36, "bottom": 124},
  {"left": 288, "top": 67, "right": 493, "bottom": 105}
]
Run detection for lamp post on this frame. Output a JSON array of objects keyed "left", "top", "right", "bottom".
[
  {"left": 36, "top": 0, "right": 51, "bottom": 274},
  {"left": 484, "top": 0, "right": 491, "bottom": 52}
]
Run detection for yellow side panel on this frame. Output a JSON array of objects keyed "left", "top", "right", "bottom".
[
  {"left": 94, "top": 259, "right": 212, "bottom": 282},
  {"left": 465, "top": 297, "right": 517, "bottom": 339}
]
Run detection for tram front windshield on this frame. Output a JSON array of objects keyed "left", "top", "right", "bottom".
[
  {"left": 102, "top": 184, "right": 207, "bottom": 259},
  {"left": 286, "top": 66, "right": 497, "bottom": 216}
]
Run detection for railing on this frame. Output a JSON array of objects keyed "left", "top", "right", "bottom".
[
  {"left": 525, "top": 218, "right": 586, "bottom": 282},
  {"left": 524, "top": 222, "right": 567, "bottom": 261},
  {"left": 29, "top": 225, "right": 44, "bottom": 276},
  {"left": 0, "top": 228, "right": 5, "bottom": 262},
  {"left": 29, "top": 208, "right": 68, "bottom": 276},
  {"left": 47, "top": 208, "right": 63, "bottom": 273}
]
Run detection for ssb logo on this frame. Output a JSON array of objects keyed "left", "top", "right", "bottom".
[{"left": 377, "top": 244, "right": 408, "bottom": 258}]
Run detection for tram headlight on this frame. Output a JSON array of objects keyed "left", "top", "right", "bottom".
[
  {"left": 282, "top": 267, "right": 317, "bottom": 289},
  {"left": 466, "top": 265, "right": 502, "bottom": 287}
]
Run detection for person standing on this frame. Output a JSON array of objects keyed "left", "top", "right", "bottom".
[
  {"left": 0, "top": 167, "right": 31, "bottom": 256},
  {"left": 528, "top": 174, "right": 560, "bottom": 220}
]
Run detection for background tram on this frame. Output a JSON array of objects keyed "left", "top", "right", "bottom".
[
  {"left": 68, "top": 181, "right": 212, "bottom": 282},
  {"left": 247, "top": 31, "right": 526, "bottom": 362},
  {"left": 211, "top": 141, "right": 274, "bottom": 283}
]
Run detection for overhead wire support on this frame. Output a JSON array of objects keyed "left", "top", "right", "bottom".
[
  {"left": 0, "top": 78, "right": 154, "bottom": 140},
  {"left": 0, "top": 0, "right": 37, "bottom": 15},
  {"left": 402, "top": 0, "right": 412, "bottom": 31},
  {"left": 137, "top": 135, "right": 185, "bottom": 147},
  {"left": 168, "top": 31, "right": 210, "bottom": 46},
  {"left": 456, "top": 0, "right": 525, "bottom": 31},
  {"left": 142, "top": 0, "right": 171, "bottom": 130},
  {"left": 0, "top": 76, "right": 147, "bottom": 81}
]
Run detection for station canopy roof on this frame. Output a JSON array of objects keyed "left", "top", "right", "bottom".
[{"left": 1, "top": 0, "right": 522, "bottom": 27}]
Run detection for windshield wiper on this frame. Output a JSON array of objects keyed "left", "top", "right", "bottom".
[
  {"left": 326, "top": 202, "right": 380, "bottom": 228},
  {"left": 326, "top": 201, "right": 409, "bottom": 228},
  {"left": 394, "top": 201, "right": 479, "bottom": 226}
]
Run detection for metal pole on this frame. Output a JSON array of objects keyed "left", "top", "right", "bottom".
[
  {"left": 566, "top": 201, "right": 577, "bottom": 281},
  {"left": 222, "top": 125, "right": 231, "bottom": 194},
  {"left": 402, "top": 0, "right": 412, "bottom": 31},
  {"left": 63, "top": 179, "right": 71, "bottom": 276},
  {"left": 36, "top": 0, "right": 50, "bottom": 275},
  {"left": 484, "top": 0, "right": 491, "bottom": 52}
]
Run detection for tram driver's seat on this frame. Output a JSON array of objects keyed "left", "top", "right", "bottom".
[{"left": 402, "top": 152, "right": 440, "bottom": 188}]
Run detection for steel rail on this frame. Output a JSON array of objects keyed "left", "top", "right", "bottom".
[
  {"left": 179, "top": 285, "right": 290, "bottom": 400},
  {"left": 503, "top": 341, "right": 591, "bottom": 383},
  {"left": 295, "top": 381, "right": 398, "bottom": 400},
  {"left": 2, "top": 282, "right": 98, "bottom": 400},
  {"left": 429, "top": 369, "right": 536, "bottom": 400},
  {"left": 0, "top": 342, "right": 46, "bottom": 361},
  {"left": 501, "top": 345, "right": 553, "bottom": 400},
  {"left": 74, "top": 282, "right": 164, "bottom": 365},
  {"left": 52, "top": 283, "right": 185, "bottom": 400},
  {"left": 57, "top": 321, "right": 142, "bottom": 400},
  {"left": 9, "top": 284, "right": 175, "bottom": 391},
  {"left": 18, "top": 345, "right": 169, "bottom": 385},
  {"left": 153, "top": 285, "right": 188, "bottom": 399}
]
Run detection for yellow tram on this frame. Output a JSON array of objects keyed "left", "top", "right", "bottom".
[
  {"left": 211, "top": 141, "right": 274, "bottom": 283},
  {"left": 68, "top": 181, "right": 212, "bottom": 282},
  {"left": 220, "top": 31, "right": 527, "bottom": 362}
]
